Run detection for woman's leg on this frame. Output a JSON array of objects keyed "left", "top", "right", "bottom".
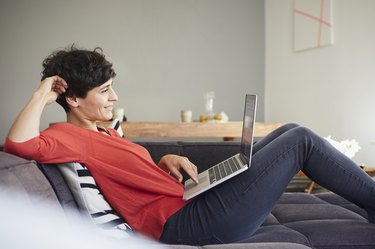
[
  {"left": 252, "top": 123, "right": 300, "bottom": 154},
  {"left": 160, "top": 125, "right": 375, "bottom": 245}
]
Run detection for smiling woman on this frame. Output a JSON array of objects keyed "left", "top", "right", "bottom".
[
  {"left": 40, "top": 46, "right": 118, "bottom": 132},
  {"left": 6, "top": 46, "right": 119, "bottom": 140},
  {"left": 41, "top": 45, "right": 117, "bottom": 112},
  {"left": 65, "top": 78, "right": 118, "bottom": 127}
]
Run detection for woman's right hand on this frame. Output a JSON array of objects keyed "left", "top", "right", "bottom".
[
  {"left": 36, "top": 76, "right": 68, "bottom": 105},
  {"left": 6, "top": 76, "right": 68, "bottom": 142}
]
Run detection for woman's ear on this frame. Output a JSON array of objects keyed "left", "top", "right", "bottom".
[{"left": 66, "top": 96, "right": 79, "bottom": 108}]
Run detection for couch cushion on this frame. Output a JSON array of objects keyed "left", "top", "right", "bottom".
[
  {"left": 202, "top": 243, "right": 312, "bottom": 249},
  {"left": 246, "top": 192, "right": 375, "bottom": 249},
  {"left": 163, "top": 242, "right": 311, "bottom": 249},
  {"left": 0, "top": 152, "right": 63, "bottom": 213},
  {"left": 315, "top": 192, "right": 369, "bottom": 218},
  {"left": 286, "top": 220, "right": 375, "bottom": 249},
  {"left": 272, "top": 193, "right": 366, "bottom": 223},
  {"left": 241, "top": 225, "right": 310, "bottom": 246}
]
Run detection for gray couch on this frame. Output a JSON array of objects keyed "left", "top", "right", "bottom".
[{"left": 1, "top": 141, "right": 375, "bottom": 249}]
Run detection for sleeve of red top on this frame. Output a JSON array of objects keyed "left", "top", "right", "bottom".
[{"left": 3, "top": 131, "right": 86, "bottom": 163}]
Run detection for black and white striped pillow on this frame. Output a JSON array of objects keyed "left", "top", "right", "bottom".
[
  {"left": 108, "top": 118, "right": 124, "bottom": 137},
  {"left": 57, "top": 119, "right": 132, "bottom": 238},
  {"left": 57, "top": 162, "right": 132, "bottom": 238}
]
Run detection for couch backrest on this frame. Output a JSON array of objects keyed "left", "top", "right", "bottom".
[
  {"left": 0, "top": 152, "right": 65, "bottom": 214},
  {"left": 138, "top": 141, "right": 240, "bottom": 169},
  {"left": 137, "top": 141, "right": 241, "bottom": 181},
  {"left": 1, "top": 142, "right": 240, "bottom": 211}
]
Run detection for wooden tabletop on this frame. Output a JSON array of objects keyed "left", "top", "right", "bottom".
[
  {"left": 362, "top": 167, "right": 375, "bottom": 177},
  {"left": 98, "top": 121, "right": 284, "bottom": 139}
]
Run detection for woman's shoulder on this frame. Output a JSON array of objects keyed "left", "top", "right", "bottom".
[
  {"left": 46, "top": 122, "right": 125, "bottom": 143},
  {"left": 44, "top": 122, "right": 90, "bottom": 138},
  {"left": 48, "top": 122, "right": 77, "bottom": 129}
]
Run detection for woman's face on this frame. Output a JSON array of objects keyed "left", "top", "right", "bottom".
[{"left": 76, "top": 78, "right": 118, "bottom": 121}]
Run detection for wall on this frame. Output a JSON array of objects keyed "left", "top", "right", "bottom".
[
  {"left": 0, "top": 0, "right": 265, "bottom": 143},
  {"left": 265, "top": 0, "right": 375, "bottom": 165}
]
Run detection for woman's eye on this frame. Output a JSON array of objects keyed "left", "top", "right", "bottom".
[{"left": 101, "top": 89, "right": 109, "bottom": 93}]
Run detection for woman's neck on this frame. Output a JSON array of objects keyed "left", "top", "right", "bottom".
[{"left": 66, "top": 113, "right": 98, "bottom": 132}]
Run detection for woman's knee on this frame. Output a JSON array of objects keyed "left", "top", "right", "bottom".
[
  {"left": 282, "top": 123, "right": 300, "bottom": 130},
  {"left": 288, "top": 126, "right": 317, "bottom": 143}
]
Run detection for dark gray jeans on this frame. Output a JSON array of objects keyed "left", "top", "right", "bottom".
[{"left": 160, "top": 123, "right": 375, "bottom": 245}]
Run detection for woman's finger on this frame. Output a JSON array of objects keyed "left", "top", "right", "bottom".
[
  {"left": 183, "top": 158, "right": 199, "bottom": 183},
  {"left": 169, "top": 167, "right": 183, "bottom": 182},
  {"left": 51, "top": 76, "right": 68, "bottom": 92}
]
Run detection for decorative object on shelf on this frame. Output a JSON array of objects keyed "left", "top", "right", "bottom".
[
  {"left": 324, "top": 136, "right": 361, "bottom": 159},
  {"left": 199, "top": 114, "right": 208, "bottom": 123},
  {"left": 294, "top": 0, "right": 334, "bottom": 52},
  {"left": 204, "top": 91, "right": 215, "bottom": 120},
  {"left": 200, "top": 91, "right": 229, "bottom": 123},
  {"left": 180, "top": 110, "right": 193, "bottom": 123},
  {"left": 213, "top": 112, "right": 229, "bottom": 123},
  {"left": 112, "top": 108, "right": 126, "bottom": 122},
  {"left": 199, "top": 112, "right": 229, "bottom": 123}
]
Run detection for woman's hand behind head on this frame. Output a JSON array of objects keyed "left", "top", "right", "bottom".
[{"left": 36, "top": 76, "right": 68, "bottom": 105}]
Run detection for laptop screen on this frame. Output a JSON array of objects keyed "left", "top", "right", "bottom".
[{"left": 240, "top": 95, "right": 257, "bottom": 160}]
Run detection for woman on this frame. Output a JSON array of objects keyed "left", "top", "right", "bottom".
[{"left": 4, "top": 46, "right": 375, "bottom": 245}]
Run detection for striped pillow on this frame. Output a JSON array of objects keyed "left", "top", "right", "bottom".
[
  {"left": 108, "top": 118, "right": 124, "bottom": 137},
  {"left": 57, "top": 162, "right": 132, "bottom": 239}
]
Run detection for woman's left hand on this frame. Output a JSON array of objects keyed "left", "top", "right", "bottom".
[{"left": 158, "top": 155, "right": 199, "bottom": 184}]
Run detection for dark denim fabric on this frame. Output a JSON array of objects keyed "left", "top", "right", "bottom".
[{"left": 160, "top": 124, "right": 375, "bottom": 245}]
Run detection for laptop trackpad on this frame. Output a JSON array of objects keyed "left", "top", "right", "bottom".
[{"left": 185, "top": 174, "right": 209, "bottom": 191}]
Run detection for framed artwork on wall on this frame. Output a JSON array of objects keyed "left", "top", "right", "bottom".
[{"left": 294, "top": 0, "right": 334, "bottom": 52}]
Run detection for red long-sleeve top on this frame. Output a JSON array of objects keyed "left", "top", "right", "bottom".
[{"left": 4, "top": 123, "right": 189, "bottom": 239}]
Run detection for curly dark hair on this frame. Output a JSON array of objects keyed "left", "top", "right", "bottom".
[{"left": 41, "top": 45, "right": 116, "bottom": 112}]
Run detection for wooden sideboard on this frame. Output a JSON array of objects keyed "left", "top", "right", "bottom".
[{"left": 98, "top": 121, "right": 284, "bottom": 140}]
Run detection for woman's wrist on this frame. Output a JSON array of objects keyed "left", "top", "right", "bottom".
[{"left": 32, "top": 90, "right": 51, "bottom": 106}]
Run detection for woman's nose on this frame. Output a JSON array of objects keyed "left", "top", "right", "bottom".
[{"left": 110, "top": 87, "right": 118, "bottom": 101}]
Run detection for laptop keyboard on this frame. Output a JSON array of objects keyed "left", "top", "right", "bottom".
[{"left": 208, "top": 157, "right": 242, "bottom": 184}]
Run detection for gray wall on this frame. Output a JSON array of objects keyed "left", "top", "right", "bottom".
[
  {"left": 0, "top": 0, "right": 265, "bottom": 143},
  {"left": 265, "top": 0, "right": 375, "bottom": 166}
]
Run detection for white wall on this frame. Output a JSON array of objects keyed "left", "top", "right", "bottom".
[
  {"left": 265, "top": 0, "right": 375, "bottom": 166},
  {"left": 0, "top": 0, "right": 265, "bottom": 143}
]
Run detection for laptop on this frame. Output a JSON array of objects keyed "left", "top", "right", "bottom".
[{"left": 183, "top": 94, "right": 257, "bottom": 201}]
